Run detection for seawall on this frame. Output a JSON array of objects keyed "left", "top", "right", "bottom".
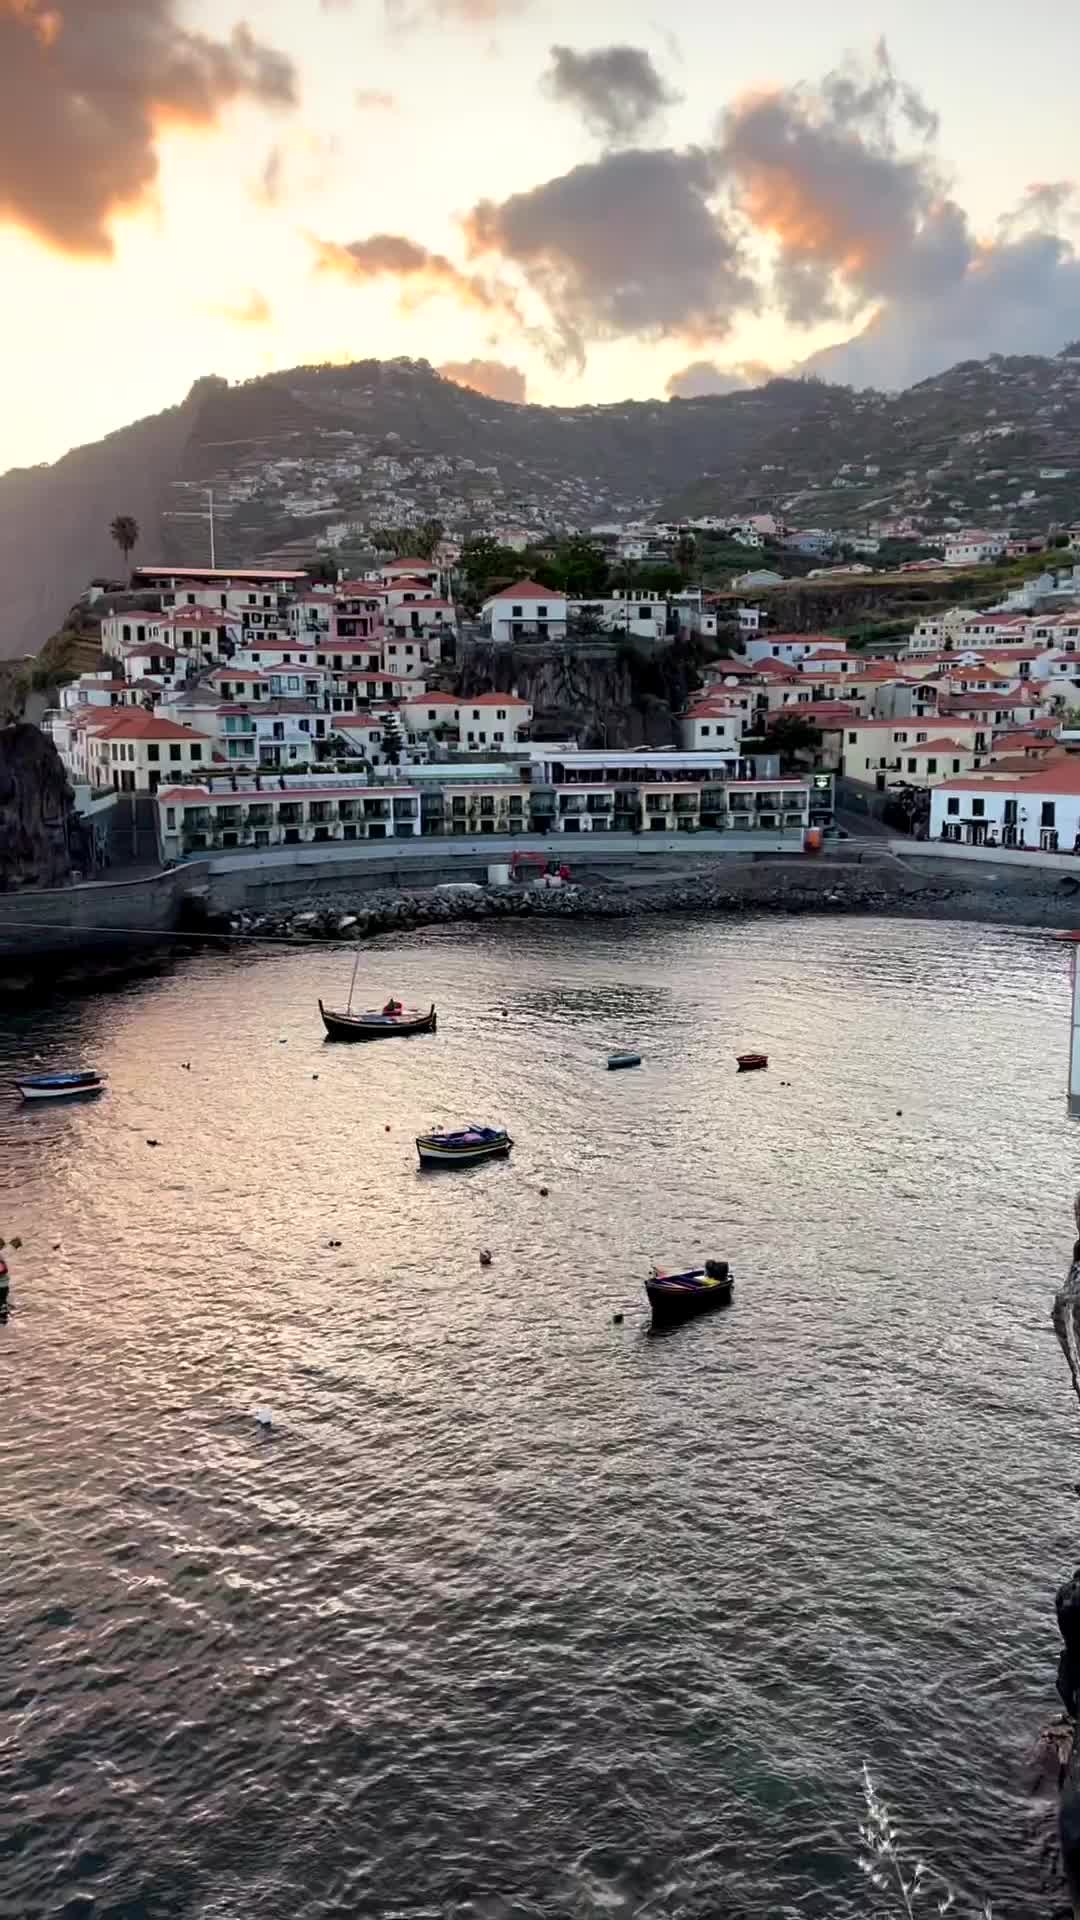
[{"left": 0, "top": 862, "right": 210, "bottom": 965}]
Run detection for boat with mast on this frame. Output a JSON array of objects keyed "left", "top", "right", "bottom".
[{"left": 319, "top": 949, "right": 436, "bottom": 1041}]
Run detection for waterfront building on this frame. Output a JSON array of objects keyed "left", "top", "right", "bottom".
[
  {"left": 84, "top": 710, "right": 218, "bottom": 793},
  {"left": 930, "top": 758, "right": 1080, "bottom": 849}
]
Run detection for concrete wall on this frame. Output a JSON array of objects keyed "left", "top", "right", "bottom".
[
  {"left": 204, "top": 830, "right": 807, "bottom": 911},
  {"left": 0, "top": 862, "right": 209, "bottom": 961},
  {"left": 892, "top": 840, "right": 1080, "bottom": 875}
]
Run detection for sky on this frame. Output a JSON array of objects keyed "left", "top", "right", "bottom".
[{"left": 0, "top": 0, "right": 1078, "bottom": 473}]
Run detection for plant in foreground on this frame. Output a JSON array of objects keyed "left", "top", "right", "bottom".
[{"left": 858, "top": 1764, "right": 992, "bottom": 1917}]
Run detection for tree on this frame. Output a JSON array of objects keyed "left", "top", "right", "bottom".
[
  {"left": 110, "top": 514, "right": 139, "bottom": 579},
  {"left": 415, "top": 518, "right": 444, "bottom": 561},
  {"left": 765, "top": 711, "right": 822, "bottom": 767},
  {"left": 676, "top": 532, "right": 697, "bottom": 576},
  {"left": 380, "top": 709, "right": 404, "bottom": 766}
]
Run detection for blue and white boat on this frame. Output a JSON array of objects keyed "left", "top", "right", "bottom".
[
  {"left": 416, "top": 1125, "right": 512, "bottom": 1169},
  {"left": 15, "top": 1070, "right": 107, "bottom": 1103}
]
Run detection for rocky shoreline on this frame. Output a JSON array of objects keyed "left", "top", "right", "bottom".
[{"left": 216, "top": 861, "right": 1080, "bottom": 944}]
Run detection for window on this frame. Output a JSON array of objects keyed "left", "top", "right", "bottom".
[
  {"left": 907, "top": 759, "right": 916, "bottom": 773},
  {"left": 512, "top": 604, "right": 522, "bottom": 617},
  {"left": 190, "top": 745, "right": 201, "bottom": 761},
  {"left": 166, "top": 807, "right": 176, "bottom": 828},
  {"left": 972, "top": 798, "right": 985, "bottom": 818},
  {"left": 1042, "top": 801, "right": 1057, "bottom": 827},
  {"left": 538, "top": 606, "right": 548, "bottom": 617},
  {"left": 147, "top": 744, "right": 160, "bottom": 762},
  {"left": 952, "top": 760, "right": 961, "bottom": 773},
  {"left": 170, "top": 744, "right": 182, "bottom": 763},
  {"left": 947, "top": 797, "right": 959, "bottom": 816},
  {"left": 701, "top": 725, "right": 711, "bottom": 736},
  {"left": 847, "top": 732, "right": 857, "bottom": 745}
]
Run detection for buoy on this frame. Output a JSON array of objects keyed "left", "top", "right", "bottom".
[
  {"left": 254, "top": 1407, "right": 274, "bottom": 1429},
  {"left": 539, "top": 1186, "right": 549, "bottom": 1197},
  {"left": 613, "top": 1311, "right": 624, "bottom": 1325},
  {"left": 479, "top": 1249, "right": 492, "bottom": 1266},
  {"left": 502, "top": 1009, "right": 509, "bottom": 1018},
  {"left": 181, "top": 1062, "right": 191, "bottom": 1072},
  {"left": 327, "top": 1239, "right": 342, "bottom": 1249},
  {"left": 385, "top": 1123, "right": 391, "bottom": 1132},
  {"left": 146, "top": 1139, "right": 159, "bottom": 1148},
  {"left": 896, "top": 1109, "right": 903, "bottom": 1117},
  {"left": 312, "top": 1073, "right": 319, "bottom": 1080},
  {"left": 10, "top": 1237, "right": 20, "bottom": 1250},
  {"left": 53, "top": 1243, "right": 61, "bottom": 1252}
]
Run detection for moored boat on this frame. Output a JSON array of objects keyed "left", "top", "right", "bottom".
[
  {"left": 15, "top": 1070, "right": 107, "bottom": 1103},
  {"left": 416, "top": 1126, "right": 512, "bottom": 1169},
  {"left": 736, "top": 1052, "right": 768, "bottom": 1072},
  {"left": 319, "top": 1000, "right": 437, "bottom": 1041},
  {"left": 607, "top": 1050, "right": 642, "bottom": 1070},
  {"left": 645, "top": 1259, "right": 733, "bottom": 1325}
]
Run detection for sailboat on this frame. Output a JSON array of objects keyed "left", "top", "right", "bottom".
[{"left": 318, "top": 949, "right": 437, "bottom": 1041}]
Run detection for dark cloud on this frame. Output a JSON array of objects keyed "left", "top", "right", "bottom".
[
  {"left": 998, "top": 179, "right": 1078, "bottom": 238},
  {"left": 464, "top": 147, "right": 758, "bottom": 364},
  {"left": 719, "top": 41, "right": 969, "bottom": 324},
  {"left": 802, "top": 230, "right": 1080, "bottom": 389},
  {"left": 665, "top": 359, "right": 771, "bottom": 398},
  {"left": 544, "top": 44, "right": 679, "bottom": 144},
  {"left": 438, "top": 359, "right": 527, "bottom": 403},
  {"left": 355, "top": 89, "right": 397, "bottom": 112},
  {"left": 0, "top": 0, "right": 296, "bottom": 257},
  {"left": 312, "top": 232, "right": 524, "bottom": 327}
]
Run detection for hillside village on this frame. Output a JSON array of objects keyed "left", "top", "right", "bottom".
[{"left": 31, "top": 504, "right": 1080, "bottom": 874}]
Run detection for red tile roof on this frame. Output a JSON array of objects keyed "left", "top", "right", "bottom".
[
  {"left": 461, "top": 691, "right": 530, "bottom": 706},
  {"left": 937, "top": 761, "right": 1080, "bottom": 796},
  {"left": 487, "top": 580, "right": 561, "bottom": 601},
  {"left": 90, "top": 711, "right": 213, "bottom": 742}
]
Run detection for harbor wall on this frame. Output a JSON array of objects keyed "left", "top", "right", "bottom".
[
  {"left": 0, "top": 862, "right": 209, "bottom": 962},
  {"left": 203, "top": 830, "right": 808, "bottom": 912}
]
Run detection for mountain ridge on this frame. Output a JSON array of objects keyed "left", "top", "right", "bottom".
[{"left": 3, "top": 349, "right": 1080, "bottom": 659}]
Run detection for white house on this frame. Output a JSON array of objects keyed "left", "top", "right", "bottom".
[
  {"left": 930, "top": 759, "right": 1080, "bottom": 849},
  {"left": 680, "top": 700, "right": 744, "bottom": 752},
  {"left": 456, "top": 692, "right": 533, "bottom": 750},
  {"left": 84, "top": 710, "right": 217, "bottom": 793},
  {"left": 745, "top": 634, "right": 849, "bottom": 667},
  {"left": 481, "top": 580, "right": 568, "bottom": 644},
  {"left": 943, "top": 531, "right": 1007, "bottom": 567}
]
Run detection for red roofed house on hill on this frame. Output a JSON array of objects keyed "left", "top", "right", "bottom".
[
  {"left": 82, "top": 710, "right": 217, "bottom": 793},
  {"left": 481, "top": 581, "right": 568, "bottom": 645}
]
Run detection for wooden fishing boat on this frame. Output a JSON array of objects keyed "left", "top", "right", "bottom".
[
  {"left": 15, "top": 1070, "right": 107, "bottom": 1103},
  {"left": 736, "top": 1052, "right": 768, "bottom": 1072},
  {"left": 645, "top": 1259, "right": 733, "bottom": 1325},
  {"left": 416, "top": 1126, "right": 512, "bottom": 1169},
  {"left": 607, "top": 1050, "right": 642, "bottom": 1070},
  {"left": 319, "top": 1000, "right": 436, "bottom": 1041}
]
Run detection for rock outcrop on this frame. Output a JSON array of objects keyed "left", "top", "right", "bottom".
[{"left": 0, "top": 723, "right": 75, "bottom": 890}]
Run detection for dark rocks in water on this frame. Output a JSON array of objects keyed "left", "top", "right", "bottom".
[{"left": 0, "top": 723, "right": 77, "bottom": 891}]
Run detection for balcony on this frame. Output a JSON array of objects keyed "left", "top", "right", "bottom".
[
  {"left": 364, "top": 801, "right": 390, "bottom": 820},
  {"left": 587, "top": 795, "right": 614, "bottom": 813},
  {"left": 673, "top": 796, "right": 698, "bottom": 814}
]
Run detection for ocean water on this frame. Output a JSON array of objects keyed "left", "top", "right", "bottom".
[{"left": 2, "top": 913, "right": 1079, "bottom": 1920}]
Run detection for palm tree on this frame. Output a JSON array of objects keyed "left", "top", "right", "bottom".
[{"left": 109, "top": 515, "right": 139, "bottom": 580}]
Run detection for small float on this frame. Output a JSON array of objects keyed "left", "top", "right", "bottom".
[
  {"left": 416, "top": 1126, "right": 512, "bottom": 1169},
  {"left": 15, "top": 1070, "right": 107, "bottom": 1103},
  {"left": 319, "top": 999, "right": 436, "bottom": 1041},
  {"left": 645, "top": 1259, "right": 734, "bottom": 1326},
  {"left": 736, "top": 1053, "right": 768, "bottom": 1073},
  {"left": 607, "top": 1050, "right": 642, "bottom": 1071}
]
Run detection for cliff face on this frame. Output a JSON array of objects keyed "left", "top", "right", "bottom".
[
  {"left": 458, "top": 638, "right": 704, "bottom": 748},
  {"left": 0, "top": 724, "right": 75, "bottom": 891}
]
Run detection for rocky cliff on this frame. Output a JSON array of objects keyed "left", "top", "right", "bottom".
[
  {"left": 458, "top": 637, "right": 706, "bottom": 748},
  {"left": 0, "top": 724, "right": 76, "bottom": 891}
]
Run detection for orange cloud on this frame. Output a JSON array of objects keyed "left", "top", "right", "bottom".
[
  {"left": 312, "top": 232, "right": 523, "bottom": 326},
  {"left": 0, "top": 1, "right": 296, "bottom": 257},
  {"left": 438, "top": 359, "right": 527, "bottom": 402}
]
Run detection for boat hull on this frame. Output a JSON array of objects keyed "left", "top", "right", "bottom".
[
  {"left": 319, "top": 1000, "right": 436, "bottom": 1041},
  {"left": 608, "top": 1053, "right": 642, "bottom": 1070},
  {"left": 416, "top": 1133, "right": 512, "bottom": 1169},
  {"left": 16, "top": 1077, "right": 106, "bottom": 1102},
  {"left": 645, "top": 1269, "right": 733, "bottom": 1325},
  {"left": 736, "top": 1054, "right": 768, "bottom": 1072}
]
